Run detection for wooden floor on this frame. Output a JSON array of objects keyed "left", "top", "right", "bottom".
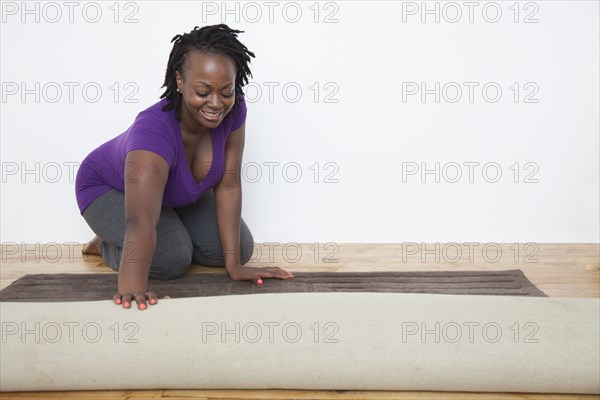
[{"left": 1, "top": 243, "right": 599, "bottom": 399}]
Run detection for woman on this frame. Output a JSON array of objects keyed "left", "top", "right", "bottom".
[{"left": 75, "top": 24, "right": 294, "bottom": 311}]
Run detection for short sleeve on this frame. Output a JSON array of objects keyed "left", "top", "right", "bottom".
[
  {"left": 124, "top": 113, "right": 177, "bottom": 169},
  {"left": 230, "top": 94, "right": 248, "bottom": 132}
]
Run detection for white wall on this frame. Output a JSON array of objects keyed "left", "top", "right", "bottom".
[{"left": 1, "top": 1, "right": 598, "bottom": 244}]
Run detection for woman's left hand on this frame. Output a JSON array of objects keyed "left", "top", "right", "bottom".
[{"left": 226, "top": 264, "right": 294, "bottom": 285}]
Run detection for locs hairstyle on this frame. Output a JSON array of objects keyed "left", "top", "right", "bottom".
[{"left": 160, "top": 24, "right": 255, "bottom": 121}]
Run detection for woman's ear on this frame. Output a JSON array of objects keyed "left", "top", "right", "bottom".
[{"left": 175, "top": 71, "right": 183, "bottom": 92}]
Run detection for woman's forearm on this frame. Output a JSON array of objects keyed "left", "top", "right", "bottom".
[
  {"left": 214, "top": 185, "right": 243, "bottom": 270},
  {"left": 117, "top": 222, "right": 156, "bottom": 293}
]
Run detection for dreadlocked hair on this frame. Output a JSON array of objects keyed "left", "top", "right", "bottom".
[{"left": 160, "top": 24, "right": 255, "bottom": 120}]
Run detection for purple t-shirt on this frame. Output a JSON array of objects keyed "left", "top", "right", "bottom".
[{"left": 75, "top": 94, "right": 247, "bottom": 215}]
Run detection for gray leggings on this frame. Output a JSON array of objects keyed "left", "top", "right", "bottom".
[{"left": 82, "top": 188, "right": 255, "bottom": 280}]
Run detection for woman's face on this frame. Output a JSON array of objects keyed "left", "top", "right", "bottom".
[{"left": 176, "top": 50, "right": 237, "bottom": 130}]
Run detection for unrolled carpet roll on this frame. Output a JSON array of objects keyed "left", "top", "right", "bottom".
[{"left": 1, "top": 292, "right": 598, "bottom": 393}]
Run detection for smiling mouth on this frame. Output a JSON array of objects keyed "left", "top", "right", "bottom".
[{"left": 200, "top": 109, "right": 223, "bottom": 121}]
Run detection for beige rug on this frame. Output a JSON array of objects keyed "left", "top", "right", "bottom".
[{"left": 1, "top": 292, "right": 597, "bottom": 393}]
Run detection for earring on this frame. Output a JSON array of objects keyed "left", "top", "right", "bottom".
[{"left": 176, "top": 88, "right": 180, "bottom": 93}]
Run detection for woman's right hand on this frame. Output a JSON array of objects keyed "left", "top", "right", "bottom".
[
  {"left": 113, "top": 290, "right": 158, "bottom": 310},
  {"left": 114, "top": 149, "right": 170, "bottom": 311}
]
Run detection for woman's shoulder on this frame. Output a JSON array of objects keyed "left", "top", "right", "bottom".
[
  {"left": 227, "top": 92, "right": 247, "bottom": 131},
  {"left": 135, "top": 98, "right": 173, "bottom": 122},
  {"left": 235, "top": 92, "right": 247, "bottom": 112},
  {"left": 123, "top": 98, "right": 178, "bottom": 146}
]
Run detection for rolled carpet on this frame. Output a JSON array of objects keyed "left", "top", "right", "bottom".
[{"left": 1, "top": 292, "right": 598, "bottom": 393}]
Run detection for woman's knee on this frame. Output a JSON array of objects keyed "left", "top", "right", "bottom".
[
  {"left": 101, "top": 240, "right": 192, "bottom": 280},
  {"left": 240, "top": 239, "right": 255, "bottom": 266},
  {"left": 149, "top": 233, "right": 194, "bottom": 280},
  {"left": 240, "top": 219, "right": 255, "bottom": 265},
  {"left": 192, "top": 233, "right": 254, "bottom": 267},
  {"left": 149, "top": 248, "right": 193, "bottom": 280},
  {"left": 187, "top": 216, "right": 254, "bottom": 267}
]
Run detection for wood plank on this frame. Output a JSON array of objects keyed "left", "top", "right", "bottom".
[
  {"left": 162, "top": 390, "right": 599, "bottom": 399},
  {"left": 0, "top": 390, "right": 164, "bottom": 399},
  {"left": 1, "top": 391, "right": 598, "bottom": 400}
]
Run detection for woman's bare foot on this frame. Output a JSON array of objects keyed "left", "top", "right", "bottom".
[{"left": 82, "top": 235, "right": 102, "bottom": 256}]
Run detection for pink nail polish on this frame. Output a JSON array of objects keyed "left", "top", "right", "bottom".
[{"left": 139, "top": 304, "right": 146, "bottom": 310}]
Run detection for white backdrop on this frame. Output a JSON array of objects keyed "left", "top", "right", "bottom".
[{"left": 1, "top": 1, "right": 598, "bottom": 244}]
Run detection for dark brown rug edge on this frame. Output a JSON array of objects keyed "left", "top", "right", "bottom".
[{"left": 0, "top": 269, "right": 548, "bottom": 302}]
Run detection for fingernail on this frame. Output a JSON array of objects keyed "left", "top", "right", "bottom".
[
  {"left": 116, "top": 299, "right": 121, "bottom": 304},
  {"left": 139, "top": 304, "right": 146, "bottom": 310},
  {"left": 150, "top": 299, "right": 157, "bottom": 304},
  {"left": 257, "top": 279, "right": 263, "bottom": 284},
  {"left": 124, "top": 302, "right": 130, "bottom": 307}
]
